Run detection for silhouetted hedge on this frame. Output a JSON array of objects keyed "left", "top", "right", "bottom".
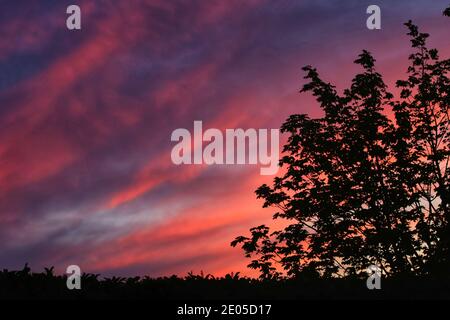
[{"left": 1, "top": 265, "right": 450, "bottom": 299}]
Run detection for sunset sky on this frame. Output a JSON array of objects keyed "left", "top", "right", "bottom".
[{"left": 0, "top": 0, "right": 449, "bottom": 277}]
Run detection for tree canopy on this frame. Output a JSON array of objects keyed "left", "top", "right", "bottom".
[{"left": 232, "top": 7, "right": 450, "bottom": 279}]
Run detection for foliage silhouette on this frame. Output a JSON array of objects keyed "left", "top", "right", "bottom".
[
  {"left": 1, "top": 265, "right": 450, "bottom": 299},
  {"left": 232, "top": 7, "right": 450, "bottom": 279}
]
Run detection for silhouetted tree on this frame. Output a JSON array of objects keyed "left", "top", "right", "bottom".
[
  {"left": 232, "top": 8, "right": 449, "bottom": 279},
  {"left": 444, "top": 5, "right": 450, "bottom": 17}
]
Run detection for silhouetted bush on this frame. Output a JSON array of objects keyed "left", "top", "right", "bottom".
[{"left": 1, "top": 265, "right": 450, "bottom": 299}]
